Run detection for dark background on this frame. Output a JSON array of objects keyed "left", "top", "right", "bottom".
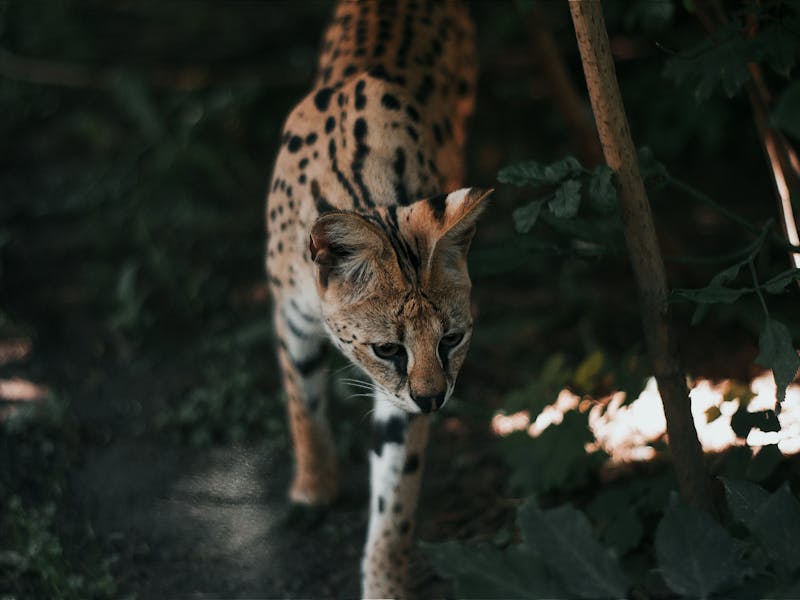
[{"left": 1, "top": 1, "right": 798, "bottom": 598}]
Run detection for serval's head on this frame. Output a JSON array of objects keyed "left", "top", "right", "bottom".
[{"left": 309, "top": 188, "right": 491, "bottom": 413}]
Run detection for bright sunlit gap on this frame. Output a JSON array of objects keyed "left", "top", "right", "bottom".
[{"left": 491, "top": 373, "right": 800, "bottom": 463}]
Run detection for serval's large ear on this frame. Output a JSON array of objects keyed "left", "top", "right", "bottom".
[
  {"left": 401, "top": 188, "right": 492, "bottom": 283},
  {"left": 309, "top": 211, "right": 393, "bottom": 296}
]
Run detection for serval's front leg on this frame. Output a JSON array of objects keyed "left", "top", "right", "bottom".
[
  {"left": 362, "top": 394, "right": 430, "bottom": 599},
  {"left": 274, "top": 299, "right": 337, "bottom": 505}
]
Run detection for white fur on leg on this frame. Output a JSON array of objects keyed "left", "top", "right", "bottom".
[{"left": 362, "top": 394, "right": 430, "bottom": 599}]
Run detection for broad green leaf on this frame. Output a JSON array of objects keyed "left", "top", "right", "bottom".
[
  {"left": 498, "top": 156, "right": 582, "bottom": 188},
  {"left": 720, "top": 477, "right": 769, "bottom": 527},
  {"left": 548, "top": 180, "right": 581, "bottom": 219},
  {"left": 587, "top": 165, "right": 617, "bottom": 213},
  {"left": 655, "top": 492, "right": 743, "bottom": 598},
  {"left": 422, "top": 541, "right": 565, "bottom": 599},
  {"left": 772, "top": 81, "right": 800, "bottom": 141},
  {"left": 750, "top": 485, "right": 800, "bottom": 571},
  {"left": 518, "top": 501, "right": 630, "bottom": 599},
  {"left": 512, "top": 199, "right": 545, "bottom": 233},
  {"left": 756, "top": 318, "right": 800, "bottom": 404}
]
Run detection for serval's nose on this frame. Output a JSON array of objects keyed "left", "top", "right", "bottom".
[{"left": 412, "top": 391, "right": 445, "bottom": 413}]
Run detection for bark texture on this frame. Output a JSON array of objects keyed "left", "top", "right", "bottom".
[{"left": 569, "top": 0, "right": 714, "bottom": 512}]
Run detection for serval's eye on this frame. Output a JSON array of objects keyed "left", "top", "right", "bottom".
[
  {"left": 373, "top": 343, "right": 403, "bottom": 359},
  {"left": 440, "top": 332, "right": 464, "bottom": 349}
]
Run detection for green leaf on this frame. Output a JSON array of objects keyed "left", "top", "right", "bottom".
[
  {"left": 422, "top": 541, "right": 564, "bottom": 599},
  {"left": 501, "top": 410, "right": 598, "bottom": 494},
  {"left": 655, "top": 492, "right": 744, "bottom": 598},
  {"left": 756, "top": 318, "right": 800, "bottom": 405},
  {"left": 721, "top": 477, "right": 770, "bottom": 527},
  {"left": 773, "top": 81, "right": 800, "bottom": 141},
  {"left": 587, "top": 165, "right": 617, "bottom": 213},
  {"left": 518, "top": 500, "right": 630, "bottom": 599},
  {"left": 587, "top": 485, "right": 648, "bottom": 556},
  {"left": 512, "top": 199, "right": 546, "bottom": 234},
  {"left": 548, "top": 180, "right": 581, "bottom": 219},
  {"left": 664, "top": 31, "right": 752, "bottom": 101},
  {"left": 672, "top": 285, "right": 747, "bottom": 305},
  {"left": 764, "top": 268, "right": 800, "bottom": 294},
  {"left": 749, "top": 485, "right": 800, "bottom": 572},
  {"left": 498, "top": 156, "right": 582, "bottom": 188}
]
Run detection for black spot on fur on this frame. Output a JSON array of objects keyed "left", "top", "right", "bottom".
[
  {"left": 288, "top": 136, "right": 303, "bottom": 153},
  {"left": 314, "top": 87, "right": 334, "bottom": 111},
  {"left": 299, "top": 158, "right": 309, "bottom": 169},
  {"left": 405, "top": 105, "right": 420, "bottom": 122},
  {"left": 372, "top": 415, "right": 407, "bottom": 457},
  {"left": 354, "top": 80, "right": 367, "bottom": 110},
  {"left": 298, "top": 174, "right": 307, "bottom": 184},
  {"left": 311, "top": 179, "right": 335, "bottom": 214},
  {"left": 381, "top": 93, "right": 401, "bottom": 110},
  {"left": 343, "top": 64, "right": 357, "bottom": 77},
  {"left": 393, "top": 147, "right": 406, "bottom": 177},
  {"left": 428, "top": 193, "right": 447, "bottom": 222},
  {"left": 378, "top": 496, "right": 385, "bottom": 513},
  {"left": 325, "top": 116, "right": 335, "bottom": 134},
  {"left": 405, "top": 125, "right": 418, "bottom": 141},
  {"left": 305, "top": 132, "right": 318, "bottom": 145},
  {"left": 354, "top": 118, "right": 368, "bottom": 141}
]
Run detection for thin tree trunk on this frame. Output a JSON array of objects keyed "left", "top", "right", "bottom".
[{"left": 569, "top": 1, "right": 715, "bottom": 512}]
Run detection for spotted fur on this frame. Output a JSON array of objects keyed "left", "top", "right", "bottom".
[{"left": 265, "top": 2, "right": 487, "bottom": 598}]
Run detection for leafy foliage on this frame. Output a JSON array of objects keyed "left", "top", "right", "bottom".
[
  {"left": 500, "top": 410, "right": 602, "bottom": 495},
  {"left": 500, "top": 157, "right": 620, "bottom": 259},
  {"left": 426, "top": 480, "right": 800, "bottom": 599},
  {"left": 756, "top": 319, "right": 800, "bottom": 405},
  {"left": 518, "top": 502, "right": 630, "bottom": 599},
  {"left": 655, "top": 492, "right": 744, "bottom": 598},
  {"left": 664, "top": 8, "right": 800, "bottom": 101}
]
